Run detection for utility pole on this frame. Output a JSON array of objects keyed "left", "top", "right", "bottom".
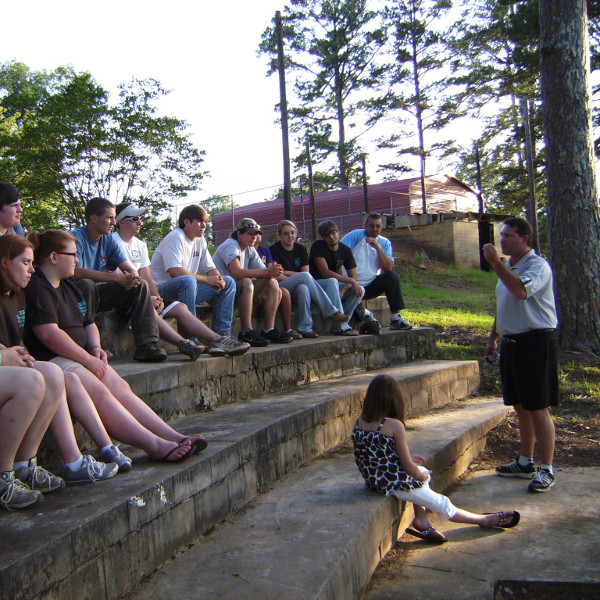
[
  {"left": 361, "top": 154, "right": 369, "bottom": 214},
  {"left": 475, "top": 144, "right": 484, "bottom": 213},
  {"left": 306, "top": 139, "right": 317, "bottom": 240},
  {"left": 275, "top": 11, "right": 292, "bottom": 220}
]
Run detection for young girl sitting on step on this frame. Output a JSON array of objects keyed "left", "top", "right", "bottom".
[
  {"left": 23, "top": 230, "right": 208, "bottom": 463},
  {"left": 352, "top": 374, "right": 520, "bottom": 542}
]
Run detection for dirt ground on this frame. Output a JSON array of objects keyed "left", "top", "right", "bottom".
[
  {"left": 457, "top": 336, "right": 600, "bottom": 471},
  {"left": 365, "top": 338, "right": 600, "bottom": 598}
]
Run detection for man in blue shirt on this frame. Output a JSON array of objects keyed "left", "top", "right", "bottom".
[
  {"left": 71, "top": 197, "right": 166, "bottom": 362},
  {"left": 341, "top": 213, "right": 412, "bottom": 330}
]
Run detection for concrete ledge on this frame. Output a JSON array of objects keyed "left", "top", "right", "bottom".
[
  {"left": 112, "top": 328, "right": 437, "bottom": 421},
  {"left": 122, "top": 398, "right": 510, "bottom": 600},
  {"left": 39, "top": 328, "right": 437, "bottom": 477},
  {"left": 97, "top": 297, "right": 392, "bottom": 359},
  {"left": 0, "top": 361, "right": 477, "bottom": 600}
]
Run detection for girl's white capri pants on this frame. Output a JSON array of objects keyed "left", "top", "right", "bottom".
[{"left": 390, "top": 466, "right": 457, "bottom": 520}]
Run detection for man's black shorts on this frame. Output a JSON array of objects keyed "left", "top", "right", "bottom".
[{"left": 499, "top": 329, "right": 559, "bottom": 410}]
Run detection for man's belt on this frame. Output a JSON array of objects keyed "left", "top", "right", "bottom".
[{"left": 502, "top": 328, "right": 556, "bottom": 342}]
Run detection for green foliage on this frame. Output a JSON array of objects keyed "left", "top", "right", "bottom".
[
  {"left": 448, "top": 1, "right": 546, "bottom": 216},
  {"left": 0, "top": 61, "right": 206, "bottom": 230},
  {"left": 201, "top": 194, "right": 238, "bottom": 243},
  {"left": 259, "top": 0, "right": 387, "bottom": 187},
  {"left": 375, "top": 0, "right": 461, "bottom": 183}
]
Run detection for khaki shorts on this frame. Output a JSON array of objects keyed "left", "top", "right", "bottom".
[
  {"left": 235, "top": 278, "right": 273, "bottom": 307},
  {"left": 50, "top": 356, "right": 84, "bottom": 372}
]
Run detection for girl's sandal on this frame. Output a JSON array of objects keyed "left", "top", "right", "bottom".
[
  {"left": 481, "top": 511, "right": 521, "bottom": 529},
  {"left": 406, "top": 527, "right": 448, "bottom": 543}
]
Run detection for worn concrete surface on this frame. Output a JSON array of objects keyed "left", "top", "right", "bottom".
[
  {"left": 38, "top": 328, "right": 437, "bottom": 467},
  {"left": 0, "top": 360, "right": 477, "bottom": 600},
  {"left": 365, "top": 468, "right": 600, "bottom": 600},
  {"left": 123, "top": 398, "right": 509, "bottom": 600},
  {"left": 98, "top": 297, "right": 393, "bottom": 359}
]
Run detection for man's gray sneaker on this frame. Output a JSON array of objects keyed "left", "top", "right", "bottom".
[
  {"left": 99, "top": 445, "right": 133, "bottom": 472},
  {"left": 63, "top": 455, "right": 119, "bottom": 483},
  {"left": 177, "top": 340, "right": 204, "bottom": 362},
  {"left": 14, "top": 457, "right": 65, "bottom": 493},
  {"left": 209, "top": 336, "right": 251, "bottom": 356},
  {"left": 495, "top": 455, "right": 536, "bottom": 478},
  {"left": 528, "top": 467, "right": 556, "bottom": 493},
  {"left": 0, "top": 471, "right": 43, "bottom": 510},
  {"left": 389, "top": 317, "right": 413, "bottom": 330}
]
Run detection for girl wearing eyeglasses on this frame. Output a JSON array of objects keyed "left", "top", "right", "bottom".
[{"left": 23, "top": 230, "right": 207, "bottom": 464}]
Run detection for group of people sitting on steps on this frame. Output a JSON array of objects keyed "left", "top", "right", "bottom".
[{"left": 0, "top": 180, "right": 412, "bottom": 511}]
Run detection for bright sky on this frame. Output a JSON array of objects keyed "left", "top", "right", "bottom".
[{"left": 1, "top": 0, "right": 291, "bottom": 208}]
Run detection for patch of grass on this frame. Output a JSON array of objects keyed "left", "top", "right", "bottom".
[
  {"left": 404, "top": 308, "right": 494, "bottom": 333},
  {"left": 436, "top": 341, "right": 485, "bottom": 361}
]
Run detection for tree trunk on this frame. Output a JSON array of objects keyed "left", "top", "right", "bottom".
[
  {"left": 334, "top": 62, "right": 349, "bottom": 189},
  {"left": 276, "top": 11, "right": 292, "bottom": 220},
  {"left": 410, "top": 0, "right": 427, "bottom": 213},
  {"left": 540, "top": 0, "right": 600, "bottom": 352}
]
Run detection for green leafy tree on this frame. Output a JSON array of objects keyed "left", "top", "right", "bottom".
[
  {"left": 375, "top": 0, "right": 459, "bottom": 212},
  {"left": 201, "top": 194, "right": 238, "bottom": 244},
  {"left": 448, "top": 0, "right": 544, "bottom": 218},
  {"left": 0, "top": 62, "right": 206, "bottom": 229},
  {"left": 260, "top": 0, "right": 387, "bottom": 189}
]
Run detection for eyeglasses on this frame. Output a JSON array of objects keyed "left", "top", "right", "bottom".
[
  {"left": 122, "top": 216, "right": 143, "bottom": 222},
  {"left": 56, "top": 252, "right": 77, "bottom": 257}
]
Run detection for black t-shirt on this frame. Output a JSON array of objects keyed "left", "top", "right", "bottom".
[
  {"left": 308, "top": 239, "right": 356, "bottom": 280},
  {"left": 0, "top": 292, "right": 26, "bottom": 347},
  {"left": 24, "top": 270, "right": 94, "bottom": 361},
  {"left": 269, "top": 241, "right": 308, "bottom": 273}
]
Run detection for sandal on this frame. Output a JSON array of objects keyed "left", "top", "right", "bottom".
[
  {"left": 151, "top": 442, "right": 195, "bottom": 463},
  {"left": 406, "top": 526, "right": 447, "bottom": 543},
  {"left": 181, "top": 435, "right": 208, "bottom": 454},
  {"left": 335, "top": 328, "right": 359, "bottom": 336},
  {"left": 482, "top": 511, "right": 521, "bottom": 529}
]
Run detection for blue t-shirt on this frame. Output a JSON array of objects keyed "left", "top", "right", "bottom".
[
  {"left": 341, "top": 229, "right": 394, "bottom": 260},
  {"left": 70, "top": 226, "right": 128, "bottom": 272},
  {"left": 256, "top": 244, "right": 274, "bottom": 266}
]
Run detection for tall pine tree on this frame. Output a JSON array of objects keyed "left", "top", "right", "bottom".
[{"left": 260, "top": 0, "right": 387, "bottom": 188}]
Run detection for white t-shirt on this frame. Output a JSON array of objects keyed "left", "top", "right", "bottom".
[
  {"left": 111, "top": 232, "right": 150, "bottom": 271},
  {"left": 212, "top": 237, "right": 264, "bottom": 278},
  {"left": 150, "top": 228, "right": 216, "bottom": 285}
]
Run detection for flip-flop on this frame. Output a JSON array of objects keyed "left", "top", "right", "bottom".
[
  {"left": 482, "top": 511, "right": 521, "bottom": 529},
  {"left": 151, "top": 442, "right": 196, "bottom": 463},
  {"left": 406, "top": 527, "right": 448, "bottom": 543},
  {"left": 181, "top": 435, "right": 208, "bottom": 454},
  {"left": 335, "top": 328, "right": 359, "bottom": 336}
]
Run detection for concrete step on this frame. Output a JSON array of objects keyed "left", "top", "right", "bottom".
[
  {"left": 39, "top": 328, "right": 436, "bottom": 466},
  {"left": 0, "top": 360, "right": 477, "bottom": 600},
  {"left": 365, "top": 467, "right": 600, "bottom": 600},
  {"left": 124, "top": 397, "right": 510, "bottom": 600},
  {"left": 97, "top": 297, "right": 392, "bottom": 360},
  {"left": 104, "top": 328, "right": 437, "bottom": 422}
]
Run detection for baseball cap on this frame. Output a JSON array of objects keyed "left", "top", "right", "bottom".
[
  {"left": 236, "top": 218, "right": 262, "bottom": 234},
  {"left": 115, "top": 203, "right": 149, "bottom": 223}
]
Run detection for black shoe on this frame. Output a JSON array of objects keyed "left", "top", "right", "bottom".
[
  {"left": 133, "top": 344, "right": 168, "bottom": 362},
  {"left": 260, "top": 328, "right": 294, "bottom": 344},
  {"left": 238, "top": 329, "right": 270, "bottom": 347},
  {"left": 354, "top": 303, "right": 366, "bottom": 322}
]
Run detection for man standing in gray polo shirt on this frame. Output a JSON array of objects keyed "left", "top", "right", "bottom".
[{"left": 483, "top": 217, "right": 559, "bottom": 493}]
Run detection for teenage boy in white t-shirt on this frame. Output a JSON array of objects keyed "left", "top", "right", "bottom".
[
  {"left": 113, "top": 203, "right": 249, "bottom": 357},
  {"left": 150, "top": 205, "right": 236, "bottom": 338}
]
